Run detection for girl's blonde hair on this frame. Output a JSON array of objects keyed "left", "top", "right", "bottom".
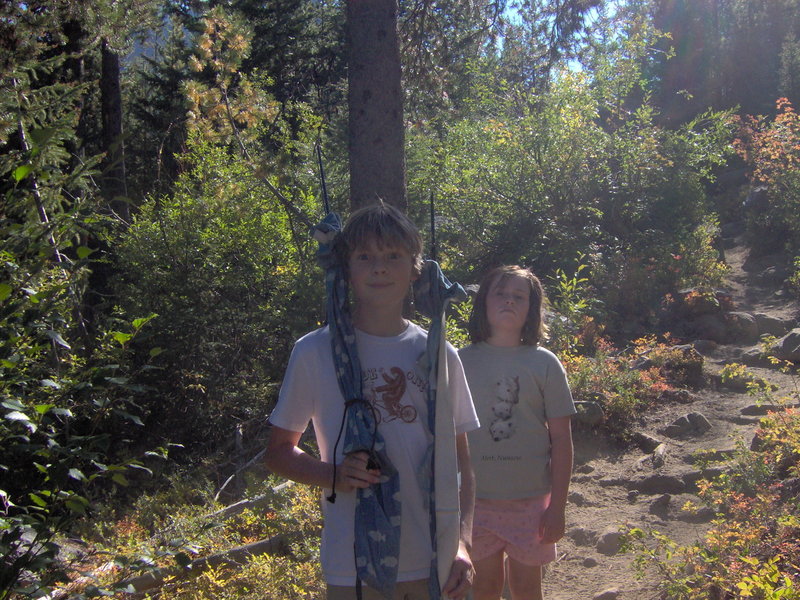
[{"left": 468, "top": 265, "right": 547, "bottom": 345}]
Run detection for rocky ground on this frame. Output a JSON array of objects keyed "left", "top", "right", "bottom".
[{"left": 539, "top": 231, "right": 800, "bottom": 600}]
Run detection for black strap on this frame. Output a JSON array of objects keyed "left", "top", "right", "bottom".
[
  {"left": 326, "top": 401, "right": 349, "bottom": 503},
  {"left": 327, "top": 398, "right": 378, "bottom": 503},
  {"left": 429, "top": 191, "right": 437, "bottom": 262},
  {"left": 316, "top": 141, "right": 330, "bottom": 214},
  {"left": 356, "top": 576, "right": 364, "bottom": 600}
]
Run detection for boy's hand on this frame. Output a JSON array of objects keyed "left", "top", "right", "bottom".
[
  {"left": 538, "top": 504, "right": 566, "bottom": 544},
  {"left": 441, "top": 540, "right": 474, "bottom": 600},
  {"left": 335, "top": 451, "right": 381, "bottom": 492}
]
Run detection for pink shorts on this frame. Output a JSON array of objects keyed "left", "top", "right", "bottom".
[{"left": 471, "top": 495, "right": 557, "bottom": 566}]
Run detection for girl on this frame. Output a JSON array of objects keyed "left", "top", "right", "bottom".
[{"left": 459, "top": 265, "right": 575, "bottom": 600}]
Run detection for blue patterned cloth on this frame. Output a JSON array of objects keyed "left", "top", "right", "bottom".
[
  {"left": 413, "top": 260, "right": 467, "bottom": 598},
  {"left": 311, "top": 213, "right": 465, "bottom": 599}
]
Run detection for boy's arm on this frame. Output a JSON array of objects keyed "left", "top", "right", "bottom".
[
  {"left": 265, "top": 425, "right": 379, "bottom": 491},
  {"left": 540, "top": 416, "right": 573, "bottom": 543},
  {"left": 442, "top": 432, "right": 476, "bottom": 599}
]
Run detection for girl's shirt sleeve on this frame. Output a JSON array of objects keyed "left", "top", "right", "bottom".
[
  {"left": 445, "top": 341, "right": 480, "bottom": 435},
  {"left": 540, "top": 348, "right": 576, "bottom": 420}
]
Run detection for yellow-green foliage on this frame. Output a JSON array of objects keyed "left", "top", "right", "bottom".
[
  {"left": 69, "top": 476, "right": 322, "bottom": 598},
  {"left": 163, "top": 555, "right": 322, "bottom": 600},
  {"left": 156, "top": 483, "right": 323, "bottom": 600},
  {"left": 721, "top": 362, "right": 777, "bottom": 395},
  {"left": 445, "top": 296, "right": 473, "bottom": 350}
]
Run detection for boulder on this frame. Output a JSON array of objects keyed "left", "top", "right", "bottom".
[
  {"left": 663, "top": 345, "right": 705, "bottom": 387},
  {"left": 690, "top": 314, "right": 728, "bottom": 343},
  {"left": 658, "top": 389, "right": 697, "bottom": 404},
  {"left": 692, "top": 339, "right": 718, "bottom": 354},
  {"left": 772, "top": 329, "right": 800, "bottom": 362},
  {"left": 725, "top": 311, "right": 760, "bottom": 344},
  {"left": 596, "top": 528, "right": 623, "bottom": 555},
  {"left": 574, "top": 400, "right": 605, "bottom": 426},
  {"left": 662, "top": 411, "right": 711, "bottom": 438},
  {"left": 754, "top": 312, "right": 794, "bottom": 336},
  {"left": 631, "top": 474, "right": 686, "bottom": 494},
  {"left": 740, "top": 347, "right": 769, "bottom": 366},
  {"left": 631, "top": 431, "right": 663, "bottom": 453},
  {"left": 568, "top": 526, "right": 597, "bottom": 546},
  {"left": 687, "top": 412, "right": 712, "bottom": 433}
]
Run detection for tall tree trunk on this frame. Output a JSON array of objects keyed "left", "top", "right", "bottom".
[
  {"left": 101, "top": 38, "right": 130, "bottom": 223},
  {"left": 347, "top": 0, "right": 406, "bottom": 211}
]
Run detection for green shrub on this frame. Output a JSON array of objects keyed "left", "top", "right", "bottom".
[
  {"left": 736, "top": 99, "right": 800, "bottom": 257},
  {"left": 115, "top": 134, "right": 322, "bottom": 449},
  {"left": 407, "top": 60, "right": 735, "bottom": 341}
]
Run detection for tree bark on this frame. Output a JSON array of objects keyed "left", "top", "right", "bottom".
[
  {"left": 347, "top": 0, "right": 406, "bottom": 211},
  {"left": 100, "top": 38, "right": 129, "bottom": 223}
]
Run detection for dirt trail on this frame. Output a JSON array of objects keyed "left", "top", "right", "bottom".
[{"left": 539, "top": 231, "right": 800, "bottom": 600}]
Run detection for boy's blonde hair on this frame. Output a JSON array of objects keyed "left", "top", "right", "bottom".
[
  {"left": 468, "top": 265, "right": 547, "bottom": 345},
  {"left": 337, "top": 202, "right": 424, "bottom": 276}
]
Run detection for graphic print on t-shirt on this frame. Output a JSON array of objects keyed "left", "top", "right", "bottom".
[
  {"left": 363, "top": 365, "right": 426, "bottom": 424},
  {"left": 489, "top": 374, "right": 519, "bottom": 441}
]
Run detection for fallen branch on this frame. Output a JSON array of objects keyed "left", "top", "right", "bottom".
[
  {"left": 114, "top": 531, "right": 299, "bottom": 595},
  {"left": 213, "top": 447, "right": 268, "bottom": 502},
  {"left": 207, "top": 481, "right": 293, "bottom": 521}
]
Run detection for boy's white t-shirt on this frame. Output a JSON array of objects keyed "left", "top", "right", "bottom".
[
  {"left": 269, "top": 322, "right": 479, "bottom": 586},
  {"left": 459, "top": 343, "right": 576, "bottom": 499}
]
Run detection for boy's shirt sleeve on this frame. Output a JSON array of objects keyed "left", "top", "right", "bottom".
[
  {"left": 268, "top": 335, "right": 318, "bottom": 434},
  {"left": 445, "top": 342, "right": 480, "bottom": 435}
]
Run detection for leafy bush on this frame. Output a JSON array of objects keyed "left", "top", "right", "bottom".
[
  {"left": 0, "top": 53, "right": 161, "bottom": 598},
  {"left": 789, "top": 257, "right": 800, "bottom": 297},
  {"left": 407, "top": 58, "right": 735, "bottom": 341},
  {"left": 562, "top": 335, "right": 687, "bottom": 440},
  {"left": 114, "top": 134, "right": 323, "bottom": 449},
  {"left": 735, "top": 98, "right": 800, "bottom": 257},
  {"left": 546, "top": 255, "right": 604, "bottom": 357}
]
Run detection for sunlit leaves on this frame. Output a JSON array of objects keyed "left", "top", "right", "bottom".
[
  {"left": 183, "top": 6, "right": 279, "bottom": 147},
  {"left": 735, "top": 97, "right": 800, "bottom": 255}
]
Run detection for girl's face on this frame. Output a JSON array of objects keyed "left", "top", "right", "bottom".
[{"left": 485, "top": 274, "right": 530, "bottom": 338}]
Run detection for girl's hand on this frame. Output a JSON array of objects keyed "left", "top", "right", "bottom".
[
  {"left": 335, "top": 451, "right": 381, "bottom": 492},
  {"left": 538, "top": 504, "right": 566, "bottom": 544}
]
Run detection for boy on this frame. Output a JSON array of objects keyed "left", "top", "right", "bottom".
[{"left": 266, "top": 203, "right": 479, "bottom": 600}]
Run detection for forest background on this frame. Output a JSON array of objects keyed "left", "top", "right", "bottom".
[{"left": 3, "top": 0, "right": 800, "bottom": 598}]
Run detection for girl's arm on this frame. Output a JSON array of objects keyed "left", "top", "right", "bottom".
[
  {"left": 456, "top": 432, "right": 475, "bottom": 552},
  {"left": 442, "top": 432, "right": 476, "bottom": 599},
  {"left": 265, "top": 425, "right": 379, "bottom": 491},
  {"left": 540, "top": 416, "right": 573, "bottom": 543}
]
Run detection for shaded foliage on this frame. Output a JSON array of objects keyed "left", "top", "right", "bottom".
[
  {"left": 408, "top": 47, "right": 734, "bottom": 337},
  {"left": 0, "top": 23, "right": 159, "bottom": 598},
  {"left": 649, "top": 0, "right": 800, "bottom": 125},
  {"left": 114, "top": 135, "right": 322, "bottom": 449}
]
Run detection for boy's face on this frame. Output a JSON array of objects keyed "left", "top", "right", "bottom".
[
  {"left": 348, "top": 239, "right": 418, "bottom": 313},
  {"left": 485, "top": 274, "right": 530, "bottom": 336}
]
